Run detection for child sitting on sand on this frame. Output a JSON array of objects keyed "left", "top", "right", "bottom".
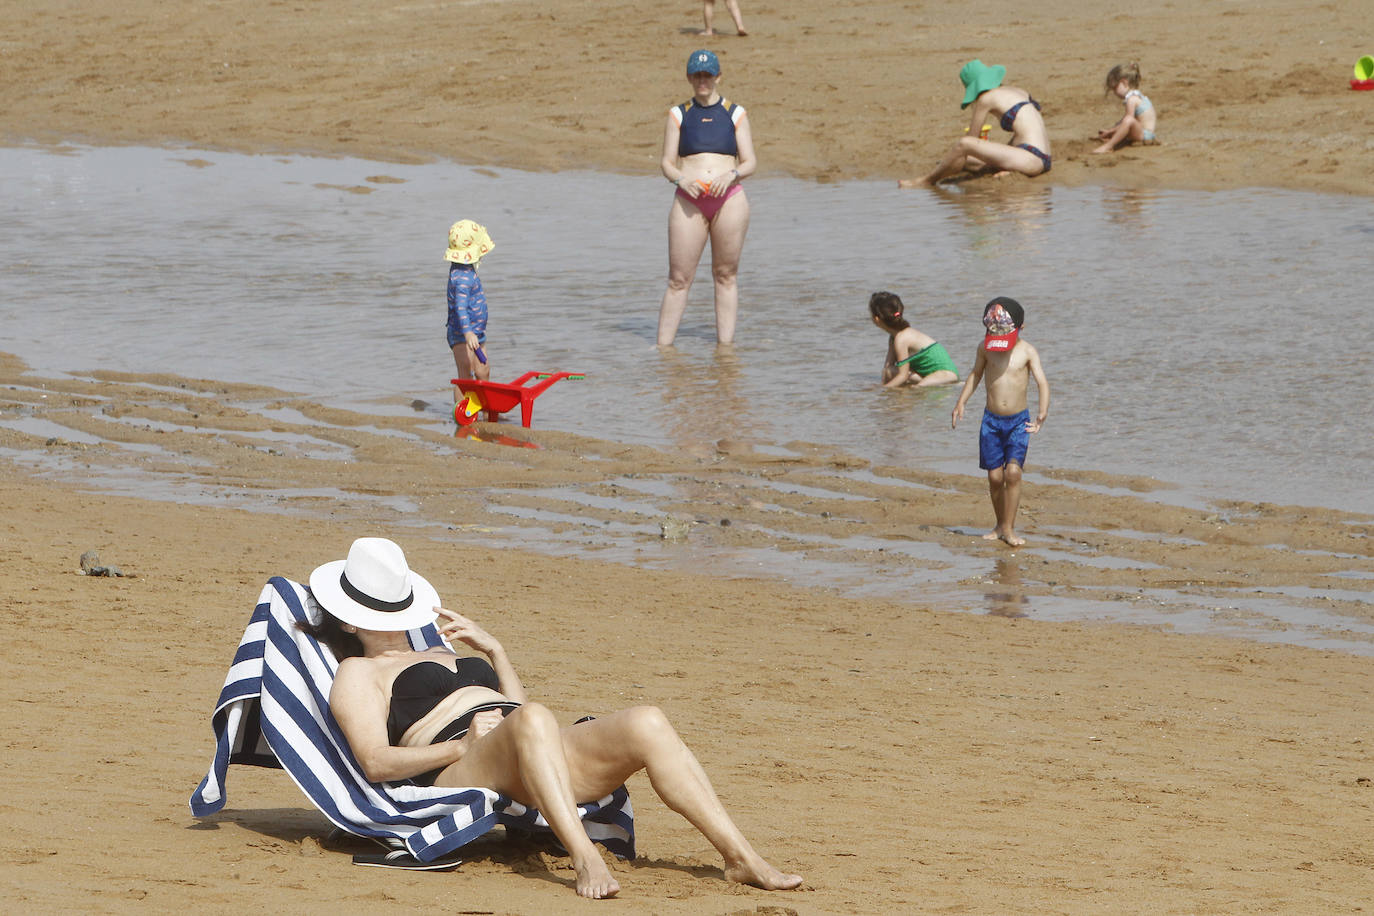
[
  {"left": 950, "top": 297, "right": 1050, "bottom": 547},
  {"left": 445, "top": 219, "right": 495, "bottom": 395},
  {"left": 869, "top": 291, "right": 959, "bottom": 387},
  {"left": 1094, "top": 62, "right": 1158, "bottom": 153}
]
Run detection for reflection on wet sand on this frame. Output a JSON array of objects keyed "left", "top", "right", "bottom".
[
  {"left": 985, "top": 555, "right": 1032, "bottom": 618},
  {"left": 1101, "top": 186, "right": 1160, "bottom": 228},
  {"left": 655, "top": 347, "right": 755, "bottom": 459},
  {"left": 932, "top": 182, "right": 1054, "bottom": 255}
]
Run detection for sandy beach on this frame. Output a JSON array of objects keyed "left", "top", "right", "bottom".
[{"left": 4, "top": 1, "right": 1374, "bottom": 912}]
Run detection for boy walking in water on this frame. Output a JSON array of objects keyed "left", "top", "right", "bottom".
[{"left": 951, "top": 297, "right": 1050, "bottom": 546}]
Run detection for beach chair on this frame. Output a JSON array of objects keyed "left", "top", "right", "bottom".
[{"left": 190, "top": 576, "right": 635, "bottom": 867}]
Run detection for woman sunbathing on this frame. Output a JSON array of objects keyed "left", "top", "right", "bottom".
[{"left": 302, "top": 537, "right": 803, "bottom": 900}]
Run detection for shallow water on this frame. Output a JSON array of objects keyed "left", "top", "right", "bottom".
[
  {"left": 3, "top": 145, "right": 1372, "bottom": 513},
  {"left": 2, "top": 143, "right": 1372, "bottom": 653}
]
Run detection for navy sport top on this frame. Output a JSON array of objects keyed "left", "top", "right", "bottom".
[
  {"left": 675, "top": 98, "right": 740, "bottom": 157},
  {"left": 386, "top": 658, "right": 501, "bottom": 744}
]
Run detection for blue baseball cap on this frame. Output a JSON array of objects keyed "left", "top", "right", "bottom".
[{"left": 687, "top": 49, "right": 720, "bottom": 76}]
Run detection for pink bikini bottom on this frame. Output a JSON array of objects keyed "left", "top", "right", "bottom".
[{"left": 676, "top": 183, "right": 743, "bottom": 222}]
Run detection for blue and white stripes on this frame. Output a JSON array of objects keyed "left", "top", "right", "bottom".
[{"left": 191, "top": 576, "right": 635, "bottom": 863}]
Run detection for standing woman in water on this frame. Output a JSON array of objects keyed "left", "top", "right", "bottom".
[{"left": 657, "top": 49, "right": 757, "bottom": 347}]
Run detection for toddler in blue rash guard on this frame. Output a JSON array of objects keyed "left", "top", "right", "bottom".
[{"left": 445, "top": 220, "right": 494, "bottom": 390}]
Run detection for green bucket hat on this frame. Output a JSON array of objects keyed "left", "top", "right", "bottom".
[{"left": 959, "top": 59, "right": 1006, "bottom": 108}]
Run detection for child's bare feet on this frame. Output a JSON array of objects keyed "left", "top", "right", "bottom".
[
  {"left": 981, "top": 530, "right": 1001, "bottom": 541},
  {"left": 999, "top": 531, "right": 1026, "bottom": 547},
  {"left": 897, "top": 177, "right": 933, "bottom": 189},
  {"left": 724, "top": 856, "right": 804, "bottom": 890},
  {"left": 574, "top": 857, "right": 620, "bottom": 899},
  {"left": 1091, "top": 144, "right": 1114, "bottom": 154},
  {"left": 701, "top": 28, "right": 715, "bottom": 36}
]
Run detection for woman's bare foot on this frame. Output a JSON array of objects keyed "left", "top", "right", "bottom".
[
  {"left": 736, "top": 28, "right": 748, "bottom": 36},
  {"left": 981, "top": 530, "right": 1001, "bottom": 540},
  {"left": 724, "top": 857, "right": 804, "bottom": 890},
  {"left": 897, "top": 177, "right": 932, "bottom": 189},
  {"left": 1091, "top": 144, "right": 1113, "bottom": 154},
  {"left": 574, "top": 857, "right": 620, "bottom": 899},
  {"left": 999, "top": 531, "right": 1026, "bottom": 547},
  {"left": 701, "top": 28, "right": 716, "bottom": 36}
]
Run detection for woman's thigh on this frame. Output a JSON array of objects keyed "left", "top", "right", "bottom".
[
  {"left": 560, "top": 708, "right": 671, "bottom": 802},
  {"left": 707, "top": 191, "right": 750, "bottom": 269},
  {"left": 667, "top": 197, "right": 711, "bottom": 278},
  {"left": 971, "top": 140, "right": 1047, "bottom": 176}
]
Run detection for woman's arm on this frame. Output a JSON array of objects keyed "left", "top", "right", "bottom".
[
  {"left": 732, "top": 109, "right": 757, "bottom": 180},
  {"left": 660, "top": 111, "right": 685, "bottom": 186},
  {"left": 329, "top": 659, "right": 467, "bottom": 783},
  {"left": 436, "top": 607, "right": 527, "bottom": 703}
]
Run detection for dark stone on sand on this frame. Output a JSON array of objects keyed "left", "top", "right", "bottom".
[{"left": 80, "top": 549, "right": 125, "bottom": 577}]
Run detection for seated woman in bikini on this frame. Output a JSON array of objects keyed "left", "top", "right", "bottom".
[
  {"left": 304, "top": 537, "right": 802, "bottom": 900},
  {"left": 656, "top": 49, "right": 758, "bottom": 347},
  {"left": 900, "top": 59, "right": 1052, "bottom": 188}
]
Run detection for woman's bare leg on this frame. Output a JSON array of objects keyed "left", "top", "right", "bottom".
[
  {"left": 658, "top": 197, "right": 711, "bottom": 347},
  {"left": 561, "top": 707, "right": 803, "bottom": 890},
  {"left": 706, "top": 192, "right": 750, "bottom": 345},
  {"left": 434, "top": 704, "right": 620, "bottom": 898},
  {"left": 901, "top": 136, "right": 1046, "bottom": 187}
]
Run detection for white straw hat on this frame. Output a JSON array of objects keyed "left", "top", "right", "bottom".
[{"left": 309, "top": 538, "right": 439, "bottom": 632}]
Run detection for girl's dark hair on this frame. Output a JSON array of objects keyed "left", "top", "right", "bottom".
[
  {"left": 295, "top": 603, "right": 364, "bottom": 659},
  {"left": 1105, "top": 62, "right": 1141, "bottom": 94},
  {"left": 868, "top": 291, "right": 910, "bottom": 331}
]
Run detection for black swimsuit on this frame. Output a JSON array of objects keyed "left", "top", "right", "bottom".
[
  {"left": 999, "top": 97, "right": 1042, "bottom": 132},
  {"left": 387, "top": 658, "right": 520, "bottom": 786}
]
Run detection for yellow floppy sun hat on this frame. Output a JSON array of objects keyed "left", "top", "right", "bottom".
[{"left": 445, "top": 219, "right": 495, "bottom": 264}]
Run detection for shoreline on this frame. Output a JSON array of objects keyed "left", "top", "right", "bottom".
[
  {"left": 6, "top": 0, "right": 1373, "bottom": 198},
  {"left": 4, "top": 461, "right": 1374, "bottom": 912}
]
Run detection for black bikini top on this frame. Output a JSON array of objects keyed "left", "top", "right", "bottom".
[
  {"left": 386, "top": 657, "right": 500, "bottom": 744},
  {"left": 1000, "top": 97, "right": 1042, "bottom": 132}
]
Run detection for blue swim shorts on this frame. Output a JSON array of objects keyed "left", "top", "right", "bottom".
[{"left": 978, "top": 409, "right": 1031, "bottom": 470}]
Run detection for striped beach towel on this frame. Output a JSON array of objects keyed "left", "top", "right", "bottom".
[{"left": 190, "top": 576, "right": 635, "bottom": 863}]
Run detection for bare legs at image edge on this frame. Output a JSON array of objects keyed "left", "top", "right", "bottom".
[
  {"left": 441, "top": 703, "right": 802, "bottom": 898},
  {"left": 702, "top": 0, "right": 747, "bottom": 36},
  {"left": 985, "top": 460, "right": 1026, "bottom": 547},
  {"left": 656, "top": 191, "right": 750, "bottom": 347}
]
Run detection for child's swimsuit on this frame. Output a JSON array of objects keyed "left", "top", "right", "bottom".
[
  {"left": 446, "top": 263, "right": 488, "bottom": 348},
  {"left": 1000, "top": 97, "right": 1042, "bottom": 132},
  {"left": 387, "top": 658, "right": 521, "bottom": 787},
  {"left": 1124, "top": 89, "right": 1156, "bottom": 141},
  {"left": 896, "top": 342, "right": 959, "bottom": 379},
  {"left": 978, "top": 409, "right": 1031, "bottom": 470}
]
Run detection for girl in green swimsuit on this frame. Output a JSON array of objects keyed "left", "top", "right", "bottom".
[{"left": 869, "top": 291, "right": 960, "bottom": 388}]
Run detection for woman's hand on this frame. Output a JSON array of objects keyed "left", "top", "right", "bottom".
[
  {"left": 435, "top": 606, "right": 502, "bottom": 655},
  {"left": 705, "top": 171, "right": 736, "bottom": 197},
  {"left": 467, "top": 709, "right": 505, "bottom": 741}
]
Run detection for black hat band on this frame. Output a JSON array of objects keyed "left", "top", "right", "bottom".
[{"left": 339, "top": 571, "right": 414, "bottom": 613}]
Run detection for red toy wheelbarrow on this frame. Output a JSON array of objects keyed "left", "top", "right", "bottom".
[{"left": 452, "top": 371, "right": 586, "bottom": 428}]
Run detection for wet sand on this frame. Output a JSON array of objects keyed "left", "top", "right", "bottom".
[
  {"left": 4, "top": 1, "right": 1374, "bottom": 912},
  {"left": 5, "top": 0, "right": 1373, "bottom": 197}
]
